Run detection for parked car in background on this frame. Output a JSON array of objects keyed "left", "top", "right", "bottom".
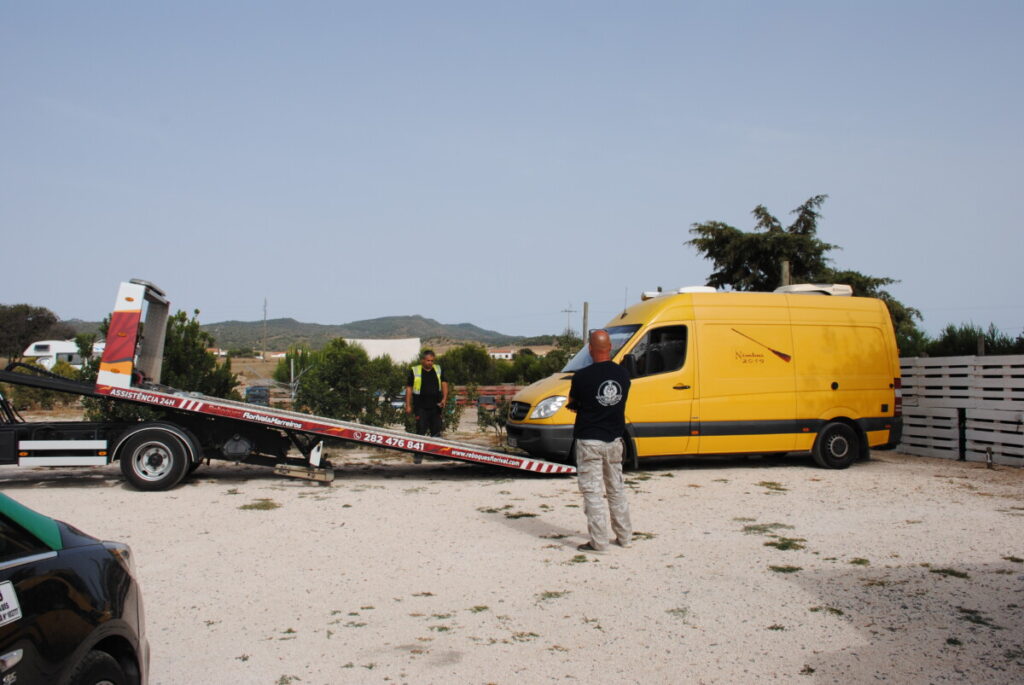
[
  {"left": 0, "top": 494, "right": 148, "bottom": 685},
  {"left": 244, "top": 385, "right": 271, "bottom": 406}
]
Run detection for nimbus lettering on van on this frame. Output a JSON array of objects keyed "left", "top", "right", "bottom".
[{"left": 506, "top": 285, "right": 901, "bottom": 470}]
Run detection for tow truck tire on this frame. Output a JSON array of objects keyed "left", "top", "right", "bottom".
[
  {"left": 812, "top": 422, "right": 859, "bottom": 470},
  {"left": 119, "top": 428, "right": 190, "bottom": 491}
]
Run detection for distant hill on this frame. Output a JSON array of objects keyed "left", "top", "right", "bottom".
[
  {"left": 64, "top": 319, "right": 103, "bottom": 335},
  {"left": 64, "top": 315, "right": 563, "bottom": 351},
  {"left": 202, "top": 315, "right": 526, "bottom": 351}
]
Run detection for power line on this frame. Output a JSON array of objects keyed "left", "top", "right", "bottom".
[{"left": 560, "top": 304, "right": 577, "bottom": 336}]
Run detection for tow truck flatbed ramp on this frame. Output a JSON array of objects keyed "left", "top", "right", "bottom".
[
  {"left": 0, "top": 279, "right": 576, "bottom": 487},
  {"left": 0, "top": 364, "right": 575, "bottom": 477},
  {"left": 95, "top": 382, "right": 576, "bottom": 475}
]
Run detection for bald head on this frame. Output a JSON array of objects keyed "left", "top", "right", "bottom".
[{"left": 588, "top": 329, "right": 612, "bottom": 362}]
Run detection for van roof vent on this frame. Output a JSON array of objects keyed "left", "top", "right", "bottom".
[
  {"left": 640, "top": 285, "right": 716, "bottom": 301},
  {"left": 774, "top": 283, "right": 853, "bottom": 296}
]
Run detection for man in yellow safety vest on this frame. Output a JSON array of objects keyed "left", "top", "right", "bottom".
[{"left": 405, "top": 351, "right": 448, "bottom": 461}]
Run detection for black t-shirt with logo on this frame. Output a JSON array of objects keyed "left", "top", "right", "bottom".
[{"left": 569, "top": 360, "right": 631, "bottom": 442}]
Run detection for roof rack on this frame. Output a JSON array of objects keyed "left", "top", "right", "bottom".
[
  {"left": 774, "top": 284, "right": 853, "bottom": 296},
  {"left": 640, "top": 286, "right": 716, "bottom": 301}
]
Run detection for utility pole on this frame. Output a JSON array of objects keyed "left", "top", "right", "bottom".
[
  {"left": 780, "top": 260, "right": 792, "bottom": 287},
  {"left": 561, "top": 304, "right": 577, "bottom": 337},
  {"left": 262, "top": 298, "right": 268, "bottom": 360},
  {"left": 582, "top": 302, "right": 589, "bottom": 340}
]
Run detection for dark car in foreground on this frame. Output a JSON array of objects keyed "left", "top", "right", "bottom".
[{"left": 0, "top": 494, "right": 148, "bottom": 685}]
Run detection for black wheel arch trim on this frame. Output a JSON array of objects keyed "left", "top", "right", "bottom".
[{"left": 113, "top": 421, "right": 202, "bottom": 464}]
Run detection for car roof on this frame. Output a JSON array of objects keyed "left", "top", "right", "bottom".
[{"left": 0, "top": 493, "right": 63, "bottom": 551}]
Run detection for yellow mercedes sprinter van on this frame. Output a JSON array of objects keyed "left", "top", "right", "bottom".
[{"left": 506, "top": 284, "right": 902, "bottom": 469}]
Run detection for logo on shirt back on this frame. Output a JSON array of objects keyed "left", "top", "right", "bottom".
[{"left": 596, "top": 380, "right": 623, "bottom": 407}]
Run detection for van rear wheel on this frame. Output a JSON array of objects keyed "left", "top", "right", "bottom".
[{"left": 812, "top": 422, "right": 859, "bottom": 469}]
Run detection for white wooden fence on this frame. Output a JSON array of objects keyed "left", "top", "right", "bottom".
[{"left": 899, "top": 355, "right": 1024, "bottom": 466}]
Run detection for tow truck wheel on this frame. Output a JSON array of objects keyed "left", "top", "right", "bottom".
[
  {"left": 119, "top": 429, "right": 189, "bottom": 491},
  {"left": 812, "top": 422, "right": 859, "bottom": 469}
]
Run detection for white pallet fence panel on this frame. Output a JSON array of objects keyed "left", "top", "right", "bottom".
[
  {"left": 963, "top": 447, "right": 1023, "bottom": 466},
  {"left": 900, "top": 357, "right": 973, "bottom": 408},
  {"left": 898, "top": 443, "right": 959, "bottom": 460},
  {"left": 964, "top": 408, "right": 1024, "bottom": 465},
  {"left": 969, "top": 365, "right": 1024, "bottom": 406},
  {"left": 970, "top": 354, "right": 1024, "bottom": 369},
  {"left": 899, "top": 406, "right": 959, "bottom": 460},
  {"left": 899, "top": 355, "right": 1024, "bottom": 464}
]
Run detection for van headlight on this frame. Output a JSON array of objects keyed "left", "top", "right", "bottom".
[{"left": 530, "top": 396, "right": 567, "bottom": 419}]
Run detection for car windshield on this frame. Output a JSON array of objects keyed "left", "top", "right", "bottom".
[{"left": 561, "top": 324, "right": 641, "bottom": 372}]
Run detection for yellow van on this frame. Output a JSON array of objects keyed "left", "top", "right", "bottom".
[{"left": 506, "top": 284, "right": 902, "bottom": 469}]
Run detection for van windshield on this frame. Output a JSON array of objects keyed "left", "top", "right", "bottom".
[{"left": 561, "top": 325, "right": 641, "bottom": 372}]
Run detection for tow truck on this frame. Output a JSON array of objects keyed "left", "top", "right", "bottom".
[{"left": 0, "top": 280, "right": 575, "bottom": 490}]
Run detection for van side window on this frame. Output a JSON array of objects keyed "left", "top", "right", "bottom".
[{"left": 629, "top": 326, "right": 687, "bottom": 377}]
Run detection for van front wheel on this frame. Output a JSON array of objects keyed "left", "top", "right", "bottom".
[
  {"left": 812, "top": 422, "right": 859, "bottom": 469},
  {"left": 621, "top": 438, "right": 638, "bottom": 472}
]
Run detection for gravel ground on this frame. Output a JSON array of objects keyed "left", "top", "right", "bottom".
[{"left": 2, "top": 446, "right": 1023, "bottom": 684}]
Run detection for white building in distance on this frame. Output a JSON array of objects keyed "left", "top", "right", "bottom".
[
  {"left": 345, "top": 338, "right": 421, "bottom": 364},
  {"left": 487, "top": 348, "right": 516, "bottom": 360}
]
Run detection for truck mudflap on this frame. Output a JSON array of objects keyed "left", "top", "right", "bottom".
[{"left": 95, "top": 384, "right": 576, "bottom": 476}]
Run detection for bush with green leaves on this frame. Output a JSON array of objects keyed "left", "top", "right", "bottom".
[
  {"left": 924, "top": 323, "right": 1024, "bottom": 357},
  {"left": 293, "top": 339, "right": 407, "bottom": 427},
  {"left": 0, "top": 304, "right": 75, "bottom": 361},
  {"left": 438, "top": 343, "right": 498, "bottom": 385},
  {"left": 273, "top": 345, "right": 319, "bottom": 385},
  {"left": 477, "top": 396, "right": 509, "bottom": 437},
  {"left": 436, "top": 337, "right": 583, "bottom": 387}
]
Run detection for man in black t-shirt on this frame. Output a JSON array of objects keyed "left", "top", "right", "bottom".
[
  {"left": 405, "top": 350, "right": 448, "bottom": 443},
  {"left": 567, "top": 329, "right": 632, "bottom": 553}
]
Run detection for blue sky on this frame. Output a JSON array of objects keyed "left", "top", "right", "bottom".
[{"left": 2, "top": 2, "right": 1021, "bottom": 340}]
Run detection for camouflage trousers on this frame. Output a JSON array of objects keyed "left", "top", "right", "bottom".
[{"left": 575, "top": 438, "right": 632, "bottom": 550}]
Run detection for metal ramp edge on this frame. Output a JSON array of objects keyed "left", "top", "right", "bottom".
[{"left": 95, "top": 383, "right": 576, "bottom": 476}]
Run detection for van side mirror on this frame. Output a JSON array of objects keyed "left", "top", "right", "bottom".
[{"left": 622, "top": 353, "right": 639, "bottom": 378}]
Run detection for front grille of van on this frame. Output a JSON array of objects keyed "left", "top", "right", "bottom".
[{"left": 509, "top": 401, "right": 530, "bottom": 421}]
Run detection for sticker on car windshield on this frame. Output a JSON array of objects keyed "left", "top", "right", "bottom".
[{"left": 0, "top": 581, "right": 22, "bottom": 626}]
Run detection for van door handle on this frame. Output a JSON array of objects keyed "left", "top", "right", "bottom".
[{"left": 674, "top": 384, "right": 691, "bottom": 390}]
